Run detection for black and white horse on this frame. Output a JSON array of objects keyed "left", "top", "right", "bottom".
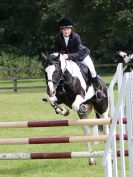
[
  {"left": 42, "top": 52, "right": 109, "bottom": 165},
  {"left": 113, "top": 51, "right": 133, "bottom": 72}
]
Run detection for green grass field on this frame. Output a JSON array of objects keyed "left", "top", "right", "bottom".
[{"left": 0, "top": 76, "right": 129, "bottom": 177}]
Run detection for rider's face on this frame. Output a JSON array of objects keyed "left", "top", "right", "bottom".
[{"left": 61, "top": 28, "right": 72, "bottom": 37}]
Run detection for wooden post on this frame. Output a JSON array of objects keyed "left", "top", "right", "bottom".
[{"left": 13, "top": 68, "right": 17, "bottom": 92}]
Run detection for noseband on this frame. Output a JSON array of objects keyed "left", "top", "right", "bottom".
[{"left": 47, "top": 79, "right": 57, "bottom": 84}]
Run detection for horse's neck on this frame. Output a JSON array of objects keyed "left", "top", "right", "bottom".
[
  {"left": 59, "top": 56, "right": 68, "bottom": 73},
  {"left": 60, "top": 57, "right": 81, "bottom": 76},
  {"left": 60, "top": 56, "right": 88, "bottom": 87},
  {"left": 66, "top": 60, "right": 83, "bottom": 77}
]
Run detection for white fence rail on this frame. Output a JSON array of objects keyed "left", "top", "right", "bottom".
[{"left": 103, "top": 64, "right": 133, "bottom": 177}]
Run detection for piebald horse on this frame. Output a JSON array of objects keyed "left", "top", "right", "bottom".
[{"left": 42, "top": 52, "right": 109, "bottom": 165}]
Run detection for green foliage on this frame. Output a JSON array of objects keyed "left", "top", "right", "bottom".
[
  {"left": 63, "top": 0, "right": 133, "bottom": 63},
  {"left": 0, "top": 0, "right": 133, "bottom": 63},
  {"left": 0, "top": 52, "right": 42, "bottom": 78},
  {"left": 109, "top": 9, "right": 133, "bottom": 53}
]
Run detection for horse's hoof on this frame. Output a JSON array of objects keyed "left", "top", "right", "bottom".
[
  {"left": 63, "top": 109, "right": 69, "bottom": 116},
  {"left": 79, "top": 105, "right": 87, "bottom": 114},
  {"left": 42, "top": 98, "right": 48, "bottom": 102},
  {"left": 98, "top": 125, "right": 103, "bottom": 132},
  {"left": 59, "top": 107, "right": 69, "bottom": 116},
  {"left": 88, "top": 158, "right": 96, "bottom": 165}
]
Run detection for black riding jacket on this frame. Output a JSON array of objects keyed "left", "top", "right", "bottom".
[{"left": 55, "top": 32, "right": 90, "bottom": 61}]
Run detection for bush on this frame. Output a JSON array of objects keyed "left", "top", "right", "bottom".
[{"left": 0, "top": 52, "right": 43, "bottom": 79}]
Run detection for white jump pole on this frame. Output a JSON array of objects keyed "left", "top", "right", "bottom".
[{"left": 126, "top": 72, "right": 133, "bottom": 177}]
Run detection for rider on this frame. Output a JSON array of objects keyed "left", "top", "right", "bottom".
[{"left": 54, "top": 17, "right": 106, "bottom": 100}]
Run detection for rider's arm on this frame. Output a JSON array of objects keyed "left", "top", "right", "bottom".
[{"left": 68, "top": 45, "right": 90, "bottom": 62}]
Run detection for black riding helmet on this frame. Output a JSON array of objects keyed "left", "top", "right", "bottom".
[{"left": 58, "top": 18, "right": 73, "bottom": 29}]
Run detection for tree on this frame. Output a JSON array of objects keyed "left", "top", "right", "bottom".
[
  {"left": 0, "top": 0, "right": 48, "bottom": 55},
  {"left": 0, "top": 0, "right": 133, "bottom": 64}
]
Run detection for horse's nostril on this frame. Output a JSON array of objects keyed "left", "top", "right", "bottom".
[{"left": 48, "top": 90, "right": 55, "bottom": 97}]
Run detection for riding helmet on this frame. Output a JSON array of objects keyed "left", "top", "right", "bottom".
[{"left": 58, "top": 18, "right": 73, "bottom": 29}]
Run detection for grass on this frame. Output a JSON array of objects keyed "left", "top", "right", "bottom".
[
  {"left": 0, "top": 90, "right": 105, "bottom": 177},
  {"left": 0, "top": 75, "right": 130, "bottom": 177}
]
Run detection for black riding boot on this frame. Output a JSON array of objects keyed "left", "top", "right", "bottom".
[{"left": 91, "top": 76, "right": 106, "bottom": 100}]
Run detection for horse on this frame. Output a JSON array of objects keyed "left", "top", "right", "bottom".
[
  {"left": 113, "top": 51, "right": 133, "bottom": 72},
  {"left": 42, "top": 52, "right": 109, "bottom": 165}
]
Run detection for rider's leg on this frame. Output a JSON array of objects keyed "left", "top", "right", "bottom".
[
  {"left": 91, "top": 76, "right": 106, "bottom": 100},
  {"left": 81, "top": 55, "right": 106, "bottom": 100}
]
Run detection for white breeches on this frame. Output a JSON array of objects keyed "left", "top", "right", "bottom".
[{"left": 81, "top": 55, "right": 96, "bottom": 78}]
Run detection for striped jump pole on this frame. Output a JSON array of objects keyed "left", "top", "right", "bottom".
[
  {"left": 0, "top": 117, "right": 127, "bottom": 128},
  {"left": 0, "top": 151, "right": 104, "bottom": 160},
  {"left": 0, "top": 134, "right": 128, "bottom": 144},
  {"left": 0, "top": 150, "right": 128, "bottom": 160},
  {"left": 0, "top": 135, "right": 108, "bottom": 144}
]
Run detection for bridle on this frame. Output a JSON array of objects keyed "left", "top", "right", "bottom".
[{"left": 47, "top": 59, "right": 67, "bottom": 89}]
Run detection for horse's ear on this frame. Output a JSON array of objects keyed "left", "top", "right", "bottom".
[
  {"left": 41, "top": 52, "right": 47, "bottom": 61},
  {"left": 55, "top": 53, "right": 60, "bottom": 60},
  {"left": 53, "top": 53, "right": 60, "bottom": 61}
]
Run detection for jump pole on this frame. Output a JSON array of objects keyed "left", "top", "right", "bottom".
[
  {"left": 0, "top": 134, "right": 128, "bottom": 144},
  {"left": 0, "top": 135, "right": 108, "bottom": 144},
  {"left": 0, "top": 151, "right": 104, "bottom": 160},
  {"left": 0, "top": 117, "right": 127, "bottom": 128},
  {"left": 0, "top": 150, "right": 128, "bottom": 160}
]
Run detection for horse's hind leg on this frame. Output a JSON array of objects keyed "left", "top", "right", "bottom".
[
  {"left": 78, "top": 104, "right": 96, "bottom": 165},
  {"left": 100, "top": 111, "right": 110, "bottom": 135},
  {"left": 95, "top": 112, "right": 102, "bottom": 132}
]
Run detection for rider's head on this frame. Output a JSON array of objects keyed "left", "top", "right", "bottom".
[{"left": 58, "top": 18, "right": 73, "bottom": 37}]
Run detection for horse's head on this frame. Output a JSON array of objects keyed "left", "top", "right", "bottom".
[
  {"left": 113, "top": 51, "right": 128, "bottom": 63},
  {"left": 42, "top": 52, "right": 64, "bottom": 99}
]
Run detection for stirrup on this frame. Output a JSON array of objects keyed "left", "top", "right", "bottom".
[{"left": 96, "top": 90, "right": 106, "bottom": 100}]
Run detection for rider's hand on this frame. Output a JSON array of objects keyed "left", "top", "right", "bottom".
[{"left": 62, "top": 54, "right": 68, "bottom": 60}]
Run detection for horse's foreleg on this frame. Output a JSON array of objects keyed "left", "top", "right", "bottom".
[
  {"left": 100, "top": 108, "right": 109, "bottom": 135},
  {"left": 72, "top": 95, "right": 85, "bottom": 112},
  {"left": 51, "top": 102, "right": 69, "bottom": 116},
  {"left": 46, "top": 96, "right": 69, "bottom": 116},
  {"left": 72, "top": 95, "right": 90, "bottom": 114}
]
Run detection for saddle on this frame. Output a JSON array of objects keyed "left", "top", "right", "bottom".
[{"left": 74, "top": 61, "right": 91, "bottom": 86}]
